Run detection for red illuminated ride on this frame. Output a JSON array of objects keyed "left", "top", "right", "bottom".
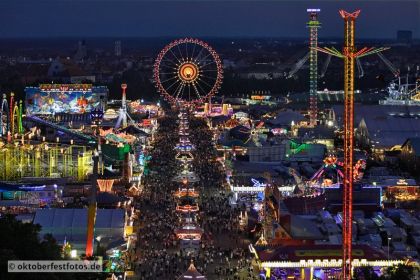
[
  {"left": 310, "top": 156, "right": 366, "bottom": 189},
  {"left": 154, "top": 38, "right": 223, "bottom": 106},
  {"left": 315, "top": 10, "right": 387, "bottom": 278},
  {"left": 310, "top": 155, "right": 344, "bottom": 188}
]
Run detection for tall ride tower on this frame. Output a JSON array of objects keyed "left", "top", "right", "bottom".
[
  {"left": 307, "top": 9, "right": 321, "bottom": 127},
  {"left": 315, "top": 10, "right": 388, "bottom": 279},
  {"left": 121, "top": 84, "right": 128, "bottom": 128},
  {"left": 85, "top": 155, "right": 98, "bottom": 257},
  {"left": 85, "top": 109, "right": 104, "bottom": 257},
  {"left": 341, "top": 11, "right": 358, "bottom": 279}
]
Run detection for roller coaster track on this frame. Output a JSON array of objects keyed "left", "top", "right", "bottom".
[
  {"left": 24, "top": 116, "right": 128, "bottom": 163},
  {"left": 25, "top": 115, "right": 97, "bottom": 144}
]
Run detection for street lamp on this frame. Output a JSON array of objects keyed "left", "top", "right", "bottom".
[
  {"left": 70, "top": 249, "right": 77, "bottom": 259},
  {"left": 387, "top": 237, "right": 392, "bottom": 260},
  {"left": 96, "top": 236, "right": 102, "bottom": 256}
]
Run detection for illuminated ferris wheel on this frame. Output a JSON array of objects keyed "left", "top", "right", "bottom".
[{"left": 154, "top": 38, "right": 223, "bottom": 105}]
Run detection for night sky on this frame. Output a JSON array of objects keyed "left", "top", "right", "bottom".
[{"left": 1, "top": 0, "right": 419, "bottom": 39}]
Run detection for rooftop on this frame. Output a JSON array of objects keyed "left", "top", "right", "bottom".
[
  {"left": 34, "top": 208, "right": 125, "bottom": 243},
  {"left": 255, "top": 244, "right": 387, "bottom": 262},
  {"left": 177, "top": 262, "right": 206, "bottom": 280}
]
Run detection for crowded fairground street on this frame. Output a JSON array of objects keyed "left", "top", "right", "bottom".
[
  {"left": 2, "top": 3, "right": 420, "bottom": 280},
  {"left": 133, "top": 110, "right": 259, "bottom": 280}
]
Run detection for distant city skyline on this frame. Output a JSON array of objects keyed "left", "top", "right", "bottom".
[{"left": 0, "top": 0, "right": 419, "bottom": 39}]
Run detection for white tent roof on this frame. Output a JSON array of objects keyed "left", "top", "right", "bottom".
[
  {"left": 34, "top": 208, "right": 125, "bottom": 243},
  {"left": 178, "top": 262, "right": 206, "bottom": 280}
]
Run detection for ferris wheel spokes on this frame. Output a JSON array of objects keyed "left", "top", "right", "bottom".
[
  {"left": 154, "top": 38, "right": 223, "bottom": 105},
  {"left": 192, "top": 84, "right": 203, "bottom": 100},
  {"left": 169, "top": 48, "right": 182, "bottom": 64}
]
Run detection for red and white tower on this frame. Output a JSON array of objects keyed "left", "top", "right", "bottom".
[
  {"left": 307, "top": 9, "right": 321, "bottom": 127},
  {"left": 340, "top": 10, "right": 359, "bottom": 279}
]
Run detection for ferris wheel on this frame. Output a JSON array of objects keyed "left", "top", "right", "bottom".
[{"left": 154, "top": 38, "right": 223, "bottom": 106}]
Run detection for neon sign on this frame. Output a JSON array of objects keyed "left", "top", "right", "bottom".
[{"left": 251, "top": 95, "right": 271, "bottom": 101}]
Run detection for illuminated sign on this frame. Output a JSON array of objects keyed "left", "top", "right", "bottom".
[
  {"left": 307, "top": 8, "right": 321, "bottom": 12},
  {"left": 231, "top": 185, "right": 294, "bottom": 193},
  {"left": 232, "top": 186, "right": 265, "bottom": 193},
  {"left": 25, "top": 84, "right": 108, "bottom": 115},
  {"left": 271, "top": 128, "right": 287, "bottom": 135},
  {"left": 295, "top": 249, "right": 364, "bottom": 257},
  {"left": 260, "top": 259, "right": 404, "bottom": 269},
  {"left": 142, "top": 119, "right": 153, "bottom": 127},
  {"left": 39, "top": 84, "right": 92, "bottom": 91},
  {"left": 251, "top": 95, "right": 271, "bottom": 101}
]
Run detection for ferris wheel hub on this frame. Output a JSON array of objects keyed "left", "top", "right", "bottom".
[{"left": 178, "top": 62, "right": 199, "bottom": 83}]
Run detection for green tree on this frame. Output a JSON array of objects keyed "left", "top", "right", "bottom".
[
  {"left": 352, "top": 264, "right": 419, "bottom": 280},
  {"left": 0, "top": 215, "right": 106, "bottom": 280},
  {"left": 381, "top": 264, "right": 418, "bottom": 280},
  {"left": 352, "top": 266, "right": 380, "bottom": 280}
]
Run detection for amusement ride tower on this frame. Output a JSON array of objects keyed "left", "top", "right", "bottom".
[
  {"left": 85, "top": 108, "right": 104, "bottom": 257},
  {"left": 307, "top": 9, "right": 321, "bottom": 127},
  {"left": 121, "top": 83, "right": 128, "bottom": 128},
  {"left": 315, "top": 10, "right": 388, "bottom": 279}
]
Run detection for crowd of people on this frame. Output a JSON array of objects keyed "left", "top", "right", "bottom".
[
  {"left": 133, "top": 111, "right": 259, "bottom": 280},
  {"left": 189, "top": 118, "right": 225, "bottom": 189}
]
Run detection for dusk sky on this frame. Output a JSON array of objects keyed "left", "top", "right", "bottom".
[{"left": 1, "top": 0, "right": 419, "bottom": 39}]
